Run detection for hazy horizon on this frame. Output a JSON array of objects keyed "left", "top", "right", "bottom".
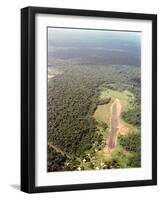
[{"left": 48, "top": 27, "right": 141, "bottom": 66}]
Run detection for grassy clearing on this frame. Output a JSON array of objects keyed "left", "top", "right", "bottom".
[
  {"left": 91, "top": 86, "right": 139, "bottom": 168},
  {"left": 93, "top": 87, "right": 135, "bottom": 138},
  {"left": 93, "top": 104, "right": 111, "bottom": 124},
  {"left": 99, "top": 87, "right": 135, "bottom": 110}
]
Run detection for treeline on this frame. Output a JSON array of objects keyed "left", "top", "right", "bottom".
[
  {"left": 118, "top": 132, "right": 141, "bottom": 167},
  {"left": 119, "top": 132, "right": 141, "bottom": 152},
  {"left": 97, "top": 97, "right": 111, "bottom": 105},
  {"left": 122, "top": 107, "right": 141, "bottom": 126}
]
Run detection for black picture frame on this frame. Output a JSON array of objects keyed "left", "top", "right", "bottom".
[{"left": 21, "top": 6, "right": 157, "bottom": 193}]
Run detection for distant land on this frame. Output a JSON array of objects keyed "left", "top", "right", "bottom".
[{"left": 48, "top": 28, "right": 141, "bottom": 66}]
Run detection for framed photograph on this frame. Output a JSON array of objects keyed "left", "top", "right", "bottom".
[{"left": 21, "top": 6, "right": 157, "bottom": 193}]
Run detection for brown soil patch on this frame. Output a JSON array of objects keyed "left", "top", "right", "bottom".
[{"left": 118, "top": 122, "right": 129, "bottom": 135}]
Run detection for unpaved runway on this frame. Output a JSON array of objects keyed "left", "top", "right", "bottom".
[
  {"left": 108, "top": 100, "right": 120, "bottom": 149},
  {"left": 104, "top": 99, "right": 121, "bottom": 156}
]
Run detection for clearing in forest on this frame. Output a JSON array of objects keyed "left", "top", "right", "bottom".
[{"left": 94, "top": 88, "right": 134, "bottom": 159}]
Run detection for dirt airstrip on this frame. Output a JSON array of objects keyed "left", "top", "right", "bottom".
[{"left": 104, "top": 99, "right": 128, "bottom": 157}]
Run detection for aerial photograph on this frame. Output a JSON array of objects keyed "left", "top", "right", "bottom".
[{"left": 47, "top": 27, "right": 141, "bottom": 172}]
